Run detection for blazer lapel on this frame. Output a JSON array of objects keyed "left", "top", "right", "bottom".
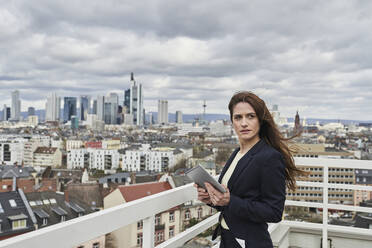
[
  {"left": 218, "top": 148, "right": 239, "bottom": 183},
  {"left": 227, "top": 139, "right": 266, "bottom": 191}
]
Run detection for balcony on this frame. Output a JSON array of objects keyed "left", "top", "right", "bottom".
[{"left": 1, "top": 158, "right": 372, "bottom": 248}]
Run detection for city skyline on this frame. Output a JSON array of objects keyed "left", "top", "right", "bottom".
[{"left": 1, "top": 1, "right": 372, "bottom": 120}]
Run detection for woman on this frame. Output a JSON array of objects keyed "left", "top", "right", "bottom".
[{"left": 195, "top": 91, "right": 306, "bottom": 247}]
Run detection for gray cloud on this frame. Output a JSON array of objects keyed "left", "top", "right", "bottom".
[{"left": 0, "top": 0, "right": 372, "bottom": 120}]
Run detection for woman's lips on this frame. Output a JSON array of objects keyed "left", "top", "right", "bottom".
[{"left": 240, "top": 130, "right": 251, "bottom": 133}]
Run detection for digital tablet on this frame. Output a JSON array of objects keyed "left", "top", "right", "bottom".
[{"left": 186, "top": 165, "right": 226, "bottom": 193}]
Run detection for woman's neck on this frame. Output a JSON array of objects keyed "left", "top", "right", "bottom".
[{"left": 239, "top": 137, "right": 261, "bottom": 154}]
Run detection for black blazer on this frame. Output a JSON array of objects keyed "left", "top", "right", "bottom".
[{"left": 216, "top": 139, "right": 286, "bottom": 247}]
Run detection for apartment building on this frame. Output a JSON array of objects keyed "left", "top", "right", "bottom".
[
  {"left": 104, "top": 182, "right": 180, "bottom": 247},
  {"left": 67, "top": 148, "right": 120, "bottom": 171},
  {"left": 0, "top": 139, "right": 24, "bottom": 166},
  {"left": 287, "top": 143, "right": 355, "bottom": 207},
  {"left": 33, "top": 147, "right": 62, "bottom": 168},
  {"left": 122, "top": 145, "right": 185, "bottom": 172},
  {"left": 66, "top": 140, "right": 84, "bottom": 151}
]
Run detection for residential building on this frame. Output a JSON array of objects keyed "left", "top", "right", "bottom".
[
  {"left": 23, "top": 139, "right": 42, "bottom": 166},
  {"left": 67, "top": 148, "right": 120, "bottom": 171},
  {"left": 28, "top": 116, "right": 38, "bottom": 126},
  {"left": 66, "top": 140, "right": 84, "bottom": 151},
  {"left": 122, "top": 145, "right": 185, "bottom": 172},
  {"left": 287, "top": 143, "right": 355, "bottom": 207},
  {"left": 33, "top": 147, "right": 62, "bottom": 168},
  {"left": 98, "top": 172, "right": 131, "bottom": 185},
  {"left": 158, "top": 100, "right": 168, "bottom": 124},
  {"left": 25, "top": 191, "right": 105, "bottom": 247},
  {"left": 104, "top": 182, "right": 180, "bottom": 248},
  {"left": 0, "top": 165, "right": 57, "bottom": 193},
  {"left": 102, "top": 139, "right": 120, "bottom": 150},
  {"left": 0, "top": 189, "right": 36, "bottom": 241},
  {"left": 354, "top": 169, "right": 372, "bottom": 205},
  {"left": 85, "top": 141, "right": 102, "bottom": 149},
  {"left": 0, "top": 139, "right": 24, "bottom": 166}
]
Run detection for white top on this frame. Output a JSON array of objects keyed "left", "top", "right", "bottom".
[{"left": 221, "top": 151, "right": 245, "bottom": 229}]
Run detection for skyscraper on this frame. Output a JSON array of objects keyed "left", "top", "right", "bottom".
[
  {"left": 80, "top": 95, "right": 90, "bottom": 121},
  {"left": 11, "top": 90, "right": 21, "bottom": 121},
  {"left": 127, "top": 73, "right": 144, "bottom": 126},
  {"left": 104, "top": 102, "right": 112, "bottom": 124},
  {"left": 124, "top": 89, "right": 130, "bottom": 113},
  {"left": 176, "top": 111, "right": 183, "bottom": 124},
  {"left": 63, "top": 97, "right": 77, "bottom": 122},
  {"left": 158, "top": 100, "right": 168, "bottom": 124},
  {"left": 92, "top": 99, "right": 97, "bottom": 115},
  {"left": 97, "top": 95, "right": 105, "bottom": 121},
  {"left": 28, "top": 107, "right": 35, "bottom": 116},
  {"left": 105, "top": 93, "right": 119, "bottom": 124},
  {"left": 46, "top": 92, "right": 61, "bottom": 121},
  {"left": 2, "top": 105, "right": 10, "bottom": 121}
]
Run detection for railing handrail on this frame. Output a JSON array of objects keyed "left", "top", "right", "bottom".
[
  {"left": 0, "top": 183, "right": 197, "bottom": 248},
  {"left": 1, "top": 157, "right": 372, "bottom": 248},
  {"left": 294, "top": 157, "right": 372, "bottom": 169}
]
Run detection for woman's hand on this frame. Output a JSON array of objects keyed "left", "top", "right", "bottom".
[
  {"left": 193, "top": 184, "right": 212, "bottom": 204},
  {"left": 204, "top": 182, "right": 230, "bottom": 206}
]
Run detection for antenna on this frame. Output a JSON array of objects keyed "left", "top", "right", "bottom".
[{"left": 203, "top": 100, "right": 207, "bottom": 120}]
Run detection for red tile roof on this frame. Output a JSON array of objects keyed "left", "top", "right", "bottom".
[{"left": 118, "top": 182, "right": 172, "bottom": 202}]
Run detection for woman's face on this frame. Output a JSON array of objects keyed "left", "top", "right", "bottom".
[{"left": 232, "top": 102, "right": 260, "bottom": 145}]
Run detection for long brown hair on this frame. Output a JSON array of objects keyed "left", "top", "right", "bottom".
[{"left": 228, "top": 91, "right": 307, "bottom": 191}]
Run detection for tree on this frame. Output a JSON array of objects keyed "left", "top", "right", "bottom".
[
  {"left": 169, "top": 158, "right": 187, "bottom": 172},
  {"left": 215, "top": 147, "right": 233, "bottom": 164}
]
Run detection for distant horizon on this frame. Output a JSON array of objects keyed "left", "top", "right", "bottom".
[{"left": 1, "top": 108, "right": 371, "bottom": 125}]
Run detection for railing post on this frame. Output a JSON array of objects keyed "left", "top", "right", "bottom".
[
  {"left": 322, "top": 165, "right": 328, "bottom": 248},
  {"left": 143, "top": 215, "right": 155, "bottom": 248}
]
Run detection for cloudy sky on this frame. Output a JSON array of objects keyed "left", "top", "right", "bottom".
[{"left": 1, "top": 0, "right": 372, "bottom": 121}]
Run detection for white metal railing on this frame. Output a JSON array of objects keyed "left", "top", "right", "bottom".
[
  {"left": 0, "top": 158, "right": 372, "bottom": 248},
  {"left": 0, "top": 184, "right": 198, "bottom": 248},
  {"left": 289, "top": 157, "right": 372, "bottom": 248}
]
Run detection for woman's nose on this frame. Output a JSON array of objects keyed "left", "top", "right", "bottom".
[{"left": 241, "top": 117, "right": 248, "bottom": 126}]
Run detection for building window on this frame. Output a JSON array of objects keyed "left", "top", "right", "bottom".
[
  {"left": 197, "top": 208, "right": 203, "bottom": 219},
  {"left": 92, "top": 242, "right": 100, "bottom": 248},
  {"left": 185, "top": 210, "right": 190, "bottom": 220},
  {"left": 169, "top": 226, "right": 174, "bottom": 238},
  {"left": 12, "top": 219, "right": 26, "bottom": 230},
  {"left": 61, "top": 215, "right": 66, "bottom": 222},
  {"left": 137, "top": 233, "right": 143, "bottom": 246},
  {"left": 137, "top": 220, "right": 143, "bottom": 230},
  {"left": 9, "top": 199, "right": 17, "bottom": 208},
  {"left": 155, "top": 215, "right": 161, "bottom": 226},
  {"left": 169, "top": 211, "right": 174, "bottom": 222},
  {"left": 42, "top": 218, "right": 48, "bottom": 226},
  {"left": 156, "top": 231, "right": 164, "bottom": 242}
]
